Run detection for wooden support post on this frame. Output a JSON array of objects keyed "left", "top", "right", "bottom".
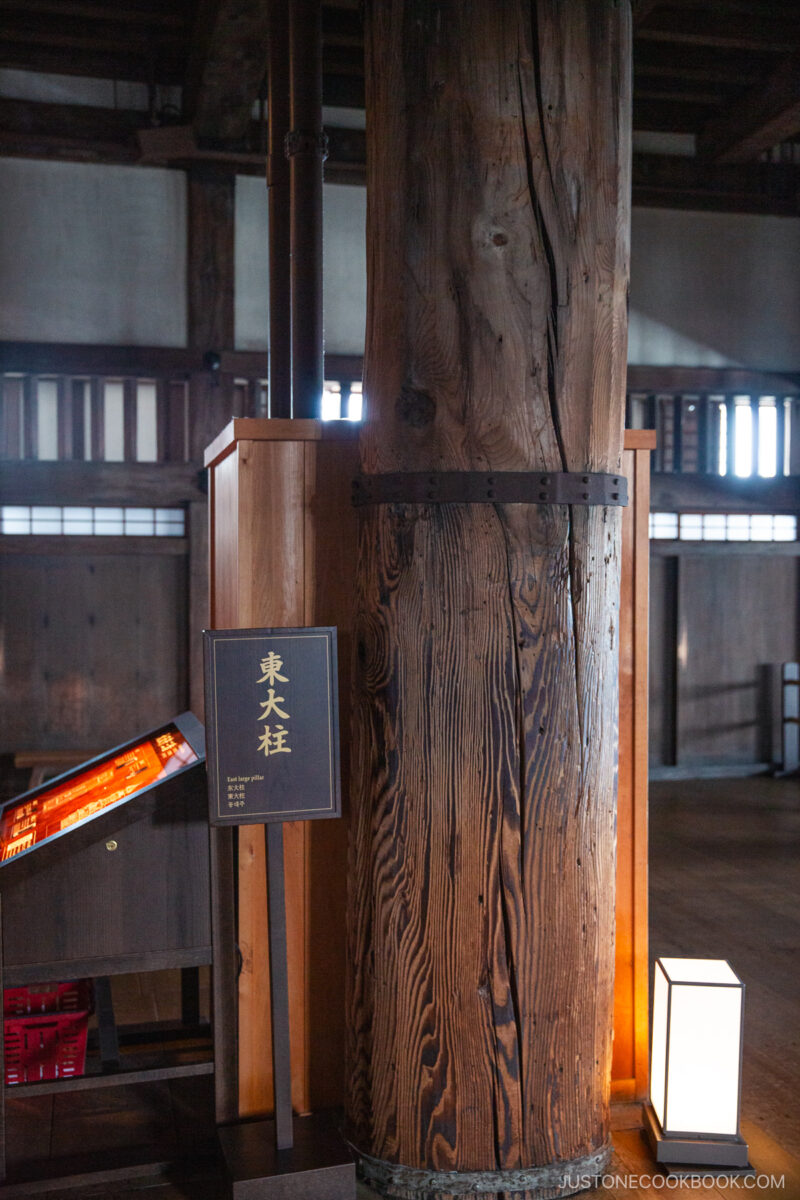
[
  {"left": 288, "top": 0, "right": 324, "bottom": 419},
  {"left": 347, "top": 3, "right": 632, "bottom": 1196},
  {"left": 267, "top": 0, "right": 292, "bottom": 419},
  {"left": 187, "top": 170, "right": 236, "bottom": 460}
]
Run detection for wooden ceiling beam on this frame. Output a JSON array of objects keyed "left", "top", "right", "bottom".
[
  {"left": 0, "top": 0, "right": 187, "bottom": 28},
  {"left": 631, "top": 0, "right": 661, "bottom": 28},
  {"left": 0, "top": 43, "right": 185, "bottom": 84},
  {"left": 697, "top": 52, "right": 800, "bottom": 162},
  {"left": 632, "top": 151, "right": 800, "bottom": 216},
  {"left": 183, "top": 0, "right": 270, "bottom": 141},
  {"left": 0, "top": 17, "right": 184, "bottom": 56},
  {"left": 635, "top": 9, "right": 799, "bottom": 53},
  {"left": 1, "top": 96, "right": 796, "bottom": 217},
  {"left": 634, "top": 83, "right": 729, "bottom": 107},
  {"left": 633, "top": 97, "right": 717, "bottom": 133},
  {"left": 633, "top": 61, "right": 763, "bottom": 87}
]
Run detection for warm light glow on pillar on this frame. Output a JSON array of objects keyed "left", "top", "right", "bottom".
[{"left": 650, "top": 958, "right": 744, "bottom": 1138}]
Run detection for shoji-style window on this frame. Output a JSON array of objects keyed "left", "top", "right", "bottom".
[{"left": 649, "top": 512, "right": 797, "bottom": 543}]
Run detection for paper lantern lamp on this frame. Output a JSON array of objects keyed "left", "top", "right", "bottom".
[{"left": 643, "top": 957, "right": 750, "bottom": 1169}]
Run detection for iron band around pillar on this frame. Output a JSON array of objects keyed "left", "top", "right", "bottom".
[
  {"left": 284, "top": 129, "right": 330, "bottom": 160},
  {"left": 351, "top": 470, "right": 628, "bottom": 508}
]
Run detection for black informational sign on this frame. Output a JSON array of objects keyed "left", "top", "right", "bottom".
[{"left": 203, "top": 627, "right": 340, "bottom": 826}]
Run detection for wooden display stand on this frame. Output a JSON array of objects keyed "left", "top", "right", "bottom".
[
  {"left": 205, "top": 420, "right": 652, "bottom": 1114},
  {"left": 205, "top": 419, "right": 358, "bottom": 1117}
]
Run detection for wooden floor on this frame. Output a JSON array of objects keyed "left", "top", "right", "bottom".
[{"left": 3, "top": 776, "right": 799, "bottom": 1198}]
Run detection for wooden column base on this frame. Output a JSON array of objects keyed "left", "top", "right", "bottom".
[
  {"left": 218, "top": 1112, "right": 356, "bottom": 1199},
  {"left": 354, "top": 1144, "right": 612, "bottom": 1200}
]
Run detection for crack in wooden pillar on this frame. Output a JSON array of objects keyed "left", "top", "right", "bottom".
[{"left": 345, "top": 2, "right": 632, "bottom": 1198}]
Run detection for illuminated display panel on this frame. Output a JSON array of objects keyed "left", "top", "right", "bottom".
[{"left": 0, "top": 725, "right": 199, "bottom": 864}]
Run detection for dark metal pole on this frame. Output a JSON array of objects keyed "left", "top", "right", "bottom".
[
  {"left": 267, "top": 0, "right": 292, "bottom": 418},
  {"left": 288, "top": 0, "right": 325, "bottom": 419},
  {"left": 266, "top": 822, "right": 293, "bottom": 1151}
]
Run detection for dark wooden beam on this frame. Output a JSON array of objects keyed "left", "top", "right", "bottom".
[
  {"left": 632, "top": 0, "right": 661, "bottom": 29},
  {"left": 631, "top": 152, "right": 800, "bottom": 217},
  {"left": 697, "top": 52, "right": 800, "bottom": 163},
  {"left": 633, "top": 97, "right": 717, "bottom": 133},
  {"left": 0, "top": 341, "right": 362, "bottom": 383},
  {"left": 5, "top": 96, "right": 800, "bottom": 215},
  {"left": 0, "top": 97, "right": 142, "bottom": 159},
  {"left": 183, "top": 0, "right": 270, "bottom": 140},
  {"left": 0, "top": 461, "right": 206, "bottom": 505},
  {"left": 649, "top": 472, "right": 800, "bottom": 515},
  {"left": 649, "top": 539, "right": 800, "bottom": 556},
  {"left": 634, "top": 81, "right": 730, "bottom": 106},
  {"left": 187, "top": 173, "right": 235, "bottom": 354},
  {"left": 626, "top": 364, "right": 800, "bottom": 396},
  {"left": 185, "top": 171, "right": 237, "bottom": 458},
  {"left": 0, "top": 341, "right": 201, "bottom": 377},
  {"left": 0, "top": 13, "right": 185, "bottom": 54},
  {"left": 1, "top": 0, "right": 186, "bottom": 27},
  {"left": 0, "top": 43, "right": 185, "bottom": 84},
  {"left": 636, "top": 9, "right": 799, "bottom": 52}
]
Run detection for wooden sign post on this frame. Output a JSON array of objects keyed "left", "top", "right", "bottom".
[{"left": 204, "top": 626, "right": 354, "bottom": 1199}]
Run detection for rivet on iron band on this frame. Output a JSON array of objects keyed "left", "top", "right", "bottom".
[{"left": 351, "top": 471, "right": 628, "bottom": 508}]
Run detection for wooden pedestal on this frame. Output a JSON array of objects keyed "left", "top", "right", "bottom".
[{"left": 205, "top": 419, "right": 358, "bottom": 1118}]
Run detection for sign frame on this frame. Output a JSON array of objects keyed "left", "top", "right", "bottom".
[{"left": 203, "top": 625, "right": 341, "bottom": 827}]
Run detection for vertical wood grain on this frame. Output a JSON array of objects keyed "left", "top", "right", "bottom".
[
  {"left": 1, "top": 376, "right": 23, "bottom": 460},
  {"left": 303, "top": 434, "right": 359, "bottom": 1108},
  {"left": 348, "top": 0, "right": 631, "bottom": 1187},
  {"left": 612, "top": 437, "right": 653, "bottom": 1102},
  {"left": 0, "top": 551, "right": 186, "bottom": 752},
  {"left": 235, "top": 439, "right": 307, "bottom": 1118},
  {"left": 206, "top": 425, "right": 360, "bottom": 1119}
]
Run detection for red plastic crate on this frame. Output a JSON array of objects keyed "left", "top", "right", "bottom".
[
  {"left": 4, "top": 1011, "right": 90, "bottom": 1085},
  {"left": 4, "top": 979, "right": 94, "bottom": 1018}
]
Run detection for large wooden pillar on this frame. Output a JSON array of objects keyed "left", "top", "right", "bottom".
[{"left": 346, "top": 3, "right": 631, "bottom": 1198}]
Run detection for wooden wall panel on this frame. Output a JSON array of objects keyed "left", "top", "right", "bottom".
[
  {"left": 0, "top": 550, "right": 187, "bottom": 753},
  {"left": 647, "top": 554, "right": 677, "bottom": 769},
  {"left": 676, "top": 556, "right": 799, "bottom": 766}
]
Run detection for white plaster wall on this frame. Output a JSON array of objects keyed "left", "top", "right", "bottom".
[
  {"left": 0, "top": 158, "right": 187, "bottom": 346},
  {"left": 235, "top": 176, "right": 367, "bottom": 355},
  {"left": 629, "top": 208, "right": 800, "bottom": 370},
  {"left": 234, "top": 174, "right": 269, "bottom": 350},
  {"left": 2, "top": 152, "right": 798, "bottom": 371}
]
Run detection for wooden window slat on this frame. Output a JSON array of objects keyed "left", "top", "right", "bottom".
[
  {"left": 90, "top": 377, "right": 104, "bottom": 462},
  {"left": 70, "top": 379, "right": 86, "bottom": 462},
  {"left": 22, "top": 377, "right": 38, "bottom": 460},
  {"left": 123, "top": 378, "right": 137, "bottom": 462},
  {"left": 1, "top": 377, "right": 23, "bottom": 460},
  {"left": 57, "top": 377, "right": 72, "bottom": 461}
]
